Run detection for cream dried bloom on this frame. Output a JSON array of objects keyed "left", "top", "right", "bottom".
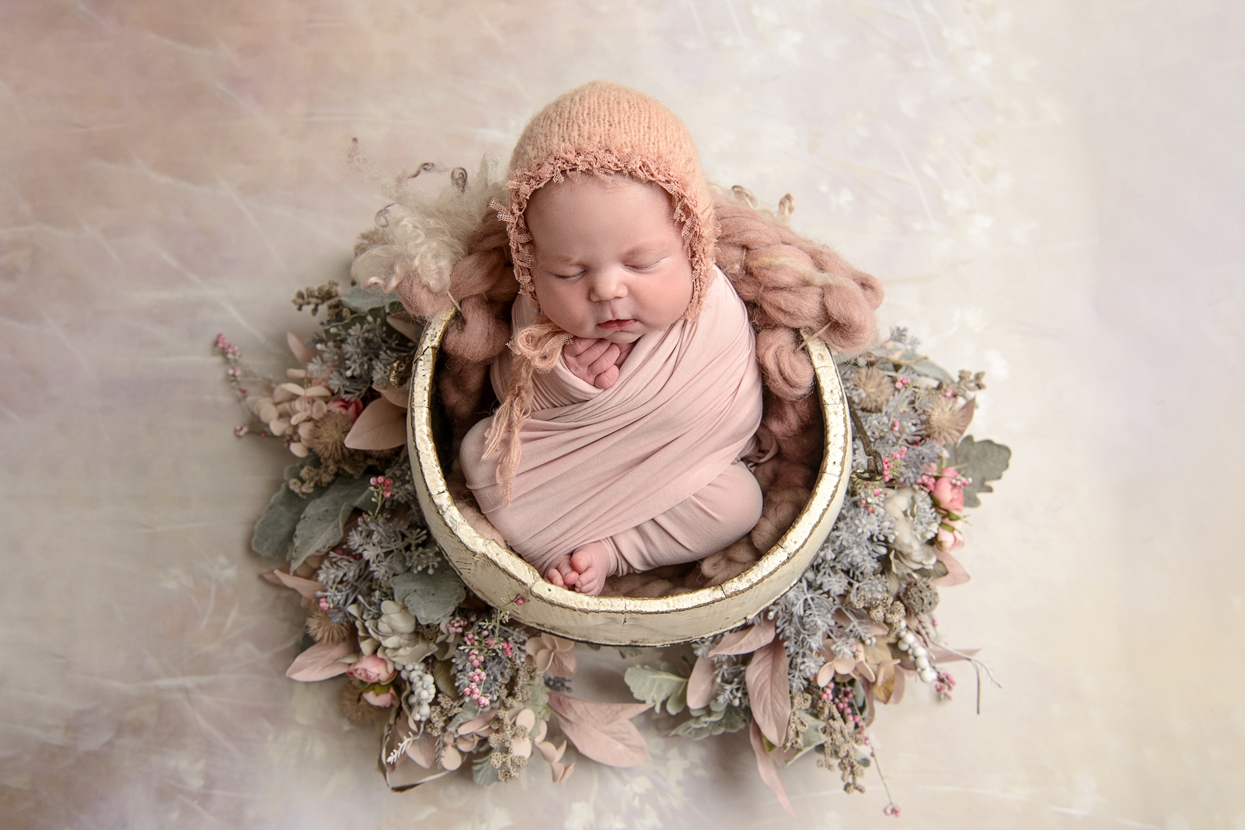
[
  {"left": 884, "top": 488, "right": 938, "bottom": 572},
  {"left": 525, "top": 633, "right": 577, "bottom": 678}
]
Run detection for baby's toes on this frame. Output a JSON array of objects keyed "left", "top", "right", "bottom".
[{"left": 576, "top": 564, "right": 605, "bottom": 596}]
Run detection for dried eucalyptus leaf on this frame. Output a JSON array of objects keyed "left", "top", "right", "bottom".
[
  {"left": 402, "top": 567, "right": 467, "bottom": 625},
  {"left": 432, "top": 659, "right": 458, "bottom": 699},
  {"left": 949, "top": 436, "right": 1012, "bottom": 508},
  {"left": 290, "top": 476, "right": 371, "bottom": 568},
  {"left": 251, "top": 484, "right": 306, "bottom": 559}
]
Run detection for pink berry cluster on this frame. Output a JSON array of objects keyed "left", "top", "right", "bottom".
[
  {"left": 883, "top": 803, "right": 902, "bottom": 817},
  {"left": 857, "top": 487, "right": 885, "bottom": 514},
  {"left": 823, "top": 684, "right": 869, "bottom": 746},
  {"left": 214, "top": 334, "right": 254, "bottom": 432},
  {"left": 934, "top": 670, "right": 956, "bottom": 701},
  {"left": 370, "top": 476, "right": 394, "bottom": 500},
  {"left": 214, "top": 333, "right": 240, "bottom": 359},
  {"left": 462, "top": 649, "right": 492, "bottom": 709},
  {"left": 893, "top": 376, "right": 911, "bottom": 390},
  {"left": 880, "top": 444, "right": 908, "bottom": 482}
]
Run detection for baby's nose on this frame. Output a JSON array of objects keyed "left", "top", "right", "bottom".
[{"left": 588, "top": 268, "right": 628, "bottom": 301}]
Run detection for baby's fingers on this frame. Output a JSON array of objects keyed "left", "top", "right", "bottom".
[
  {"left": 592, "top": 364, "right": 620, "bottom": 389},
  {"left": 564, "top": 337, "right": 606, "bottom": 358},
  {"left": 563, "top": 337, "right": 591, "bottom": 357},
  {"left": 585, "top": 343, "right": 621, "bottom": 378}
]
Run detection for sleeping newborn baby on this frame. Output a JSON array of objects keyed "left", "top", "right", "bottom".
[{"left": 459, "top": 82, "right": 764, "bottom": 595}]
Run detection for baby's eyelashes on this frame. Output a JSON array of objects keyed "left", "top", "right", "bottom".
[{"left": 626, "top": 257, "right": 665, "bottom": 271}]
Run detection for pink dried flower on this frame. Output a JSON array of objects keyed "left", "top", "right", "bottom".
[
  {"left": 326, "top": 397, "right": 364, "bottom": 422},
  {"left": 362, "top": 687, "right": 396, "bottom": 707},
  {"left": 234, "top": 425, "right": 249, "bottom": 437},
  {"left": 346, "top": 654, "right": 396, "bottom": 685},
  {"left": 935, "top": 522, "right": 964, "bottom": 552},
  {"left": 931, "top": 468, "right": 967, "bottom": 514}
]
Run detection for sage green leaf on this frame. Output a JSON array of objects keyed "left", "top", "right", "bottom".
[
  {"left": 250, "top": 463, "right": 326, "bottom": 559},
  {"left": 389, "top": 572, "right": 418, "bottom": 605},
  {"left": 909, "top": 358, "right": 953, "bottom": 381},
  {"left": 947, "top": 435, "right": 1012, "bottom": 508},
  {"left": 624, "top": 664, "right": 689, "bottom": 716},
  {"left": 523, "top": 675, "right": 550, "bottom": 721},
  {"left": 290, "top": 476, "right": 371, "bottom": 568},
  {"left": 471, "top": 754, "right": 500, "bottom": 787},
  {"left": 341, "top": 285, "right": 399, "bottom": 313},
  {"left": 672, "top": 703, "right": 749, "bottom": 740},
  {"left": 402, "top": 567, "right": 467, "bottom": 625},
  {"left": 251, "top": 484, "right": 305, "bottom": 559},
  {"left": 446, "top": 699, "right": 481, "bottom": 734},
  {"left": 799, "top": 721, "right": 824, "bottom": 750}
]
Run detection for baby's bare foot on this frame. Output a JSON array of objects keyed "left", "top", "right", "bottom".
[
  {"left": 569, "top": 540, "right": 613, "bottom": 596},
  {"left": 545, "top": 556, "right": 579, "bottom": 589}
]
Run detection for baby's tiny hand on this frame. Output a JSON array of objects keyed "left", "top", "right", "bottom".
[{"left": 564, "top": 337, "right": 633, "bottom": 389}]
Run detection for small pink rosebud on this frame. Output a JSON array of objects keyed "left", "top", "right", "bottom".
[
  {"left": 346, "top": 654, "right": 396, "bottom": 685},
  {"left": 362, "top": 688, "right": 396, "bottom": 707}
]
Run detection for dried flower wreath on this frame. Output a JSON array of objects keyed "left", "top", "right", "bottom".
[{"left": 218, "top": 267, "right": 1008, "bottom": 818}]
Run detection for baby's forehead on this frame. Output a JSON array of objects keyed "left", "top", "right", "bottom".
[{"left": 526, "top": 173, "right": 675, "bottom": 216}]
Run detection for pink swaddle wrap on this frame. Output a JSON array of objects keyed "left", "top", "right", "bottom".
[{"left": 460, "top": 272, "right": 764, "bottom": 574}]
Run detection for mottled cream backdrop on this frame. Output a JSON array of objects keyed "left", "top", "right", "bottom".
[{"left": 2, "top": 1, "right": 1241, "bottom": 828}]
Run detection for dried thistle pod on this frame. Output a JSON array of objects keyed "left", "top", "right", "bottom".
[{"left": 852, "top": 366, "right": 892, "bottom": 412}]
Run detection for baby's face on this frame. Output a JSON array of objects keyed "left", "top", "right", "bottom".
[{"left": 526, "top": 175, "right": 693, "bottom": 344}]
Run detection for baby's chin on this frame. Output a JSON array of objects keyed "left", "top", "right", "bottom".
[
  {"left": 589, "top": 319, "right": 669, "bottom": 342},
  {"left": 594, "top": 329, "right": 644, "bottom": 344}
]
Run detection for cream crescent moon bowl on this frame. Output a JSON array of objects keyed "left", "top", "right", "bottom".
[{"left": 408, "top": 309, "right": 851, "bottom": 646}]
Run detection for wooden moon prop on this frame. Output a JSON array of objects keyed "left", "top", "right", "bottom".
[{"left": 408, "top": 309, "right": 851, "bottom": 647}]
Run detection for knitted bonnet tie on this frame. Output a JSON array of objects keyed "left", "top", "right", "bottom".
[
  {"left": 483, "top": 81, "right": 720, "bottom": 504},
  {"left": 494, "top": 80, "right": 719, "bottom": 316}
]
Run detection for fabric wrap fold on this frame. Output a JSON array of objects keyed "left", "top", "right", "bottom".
[{"left": 461, "top": 272, "right": 763, "bottom": 570}]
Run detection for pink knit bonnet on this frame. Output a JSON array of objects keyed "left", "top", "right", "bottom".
[{"left": 495, "top": 80, "right": 719, "bottom": 315}]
